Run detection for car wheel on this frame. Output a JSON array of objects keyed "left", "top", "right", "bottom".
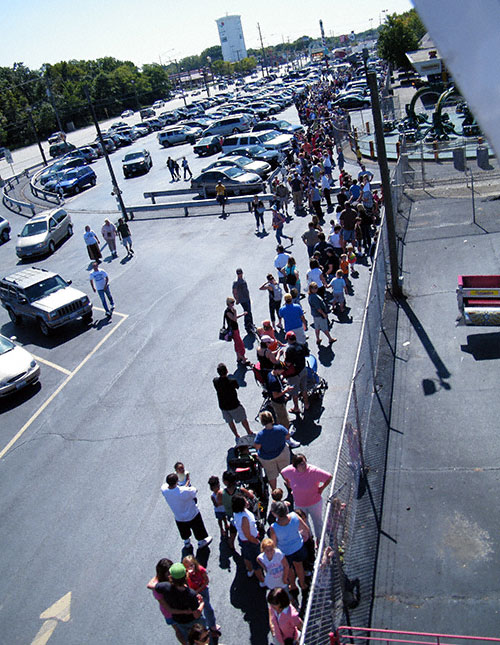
[
  {"left": 67, "top": 224, "right": 73, "bottom": 238},
  {"left": 8, "top": 308, "right": 21, "bottom": 325},
  {"left": 90, "top": 177, "right": 96, "bottom": 187},
  {"left": 38, "top": 318, "right": 51, "bottom": 336},
  {"left": 1, "top": 229, "right": 9, "bottom": 243},
  {"left": 74, "top": 185, "right": 80, "bottom": 194},
  {"left": 48, "top": 240, "right": 55, "bottom": 254},
  {"left": 82, "top": 312, "right": 93, "bottom": 326}
]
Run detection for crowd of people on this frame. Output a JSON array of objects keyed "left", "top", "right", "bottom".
[{"left": 146, "top": 74, "right": 383, "bottom": 645}]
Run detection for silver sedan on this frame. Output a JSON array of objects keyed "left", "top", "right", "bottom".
[{"left": 202, "top": 155, "right": 271, "bottom": 178}]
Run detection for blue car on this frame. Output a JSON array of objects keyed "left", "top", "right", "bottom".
[{"left": 51, "top": 166, "right": 97, "bottom": 195}]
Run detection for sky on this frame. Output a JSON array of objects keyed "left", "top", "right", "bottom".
[{"left": 1, "top": 0, "right": 413, "bottom": 70}]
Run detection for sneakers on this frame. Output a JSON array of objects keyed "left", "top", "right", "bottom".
[
  {"left": 288, "top": 438, "right": 301, "bottom": 449},
  {"left": 197, "top": 536, "right": 213, "bottom": 548}
]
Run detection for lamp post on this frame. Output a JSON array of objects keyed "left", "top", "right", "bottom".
[{"left": 26, "top": 107, "right": 47, "bottom": 166}]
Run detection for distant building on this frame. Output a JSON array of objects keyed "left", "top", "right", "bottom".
[{"left": 216, "top": 15, "right": 247, "bottom": 62}]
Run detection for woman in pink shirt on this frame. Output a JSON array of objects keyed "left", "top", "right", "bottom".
[
  {"left": 267, "top": 587, "right": 303, "bottom": 644},
  {"left": 281, "top": 454, "right": 332, "bottom": 541}
]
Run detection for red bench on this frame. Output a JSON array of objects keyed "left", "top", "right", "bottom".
[{"left": 457, "top": 275, "right": 500, "bottom": 325}]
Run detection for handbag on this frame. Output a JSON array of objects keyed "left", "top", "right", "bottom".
[{"left": 219, "top": 312, "right": 233, "bottom": 342}]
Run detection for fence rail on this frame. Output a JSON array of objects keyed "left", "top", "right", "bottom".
[
  {"left": 1, "top": 169, "right": 37, "bottom": 217},
  {"left": 334, "top": 626, "right": 500, "bottom": 645}
]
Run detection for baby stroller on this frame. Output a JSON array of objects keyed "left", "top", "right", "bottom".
[
  {"left": 305, "top": 354, "right": 328, "bottom": 400},
  {"left": 226, "top": 443, "right": 269, "bottom": 520},
  {"left": 251, "top": 361, "right": 275, "bottom": 422}
]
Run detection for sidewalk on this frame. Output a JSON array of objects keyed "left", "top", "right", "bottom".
[{"left": 372, "top": 193, "right": 500, "bottom": 636}]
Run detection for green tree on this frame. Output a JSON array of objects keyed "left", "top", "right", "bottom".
[
  {"left": 377, "top": 8, "right": 426, "bottom": 69},
  {"left": 200, "top": 46, "right": 222, "bottom": 62}
]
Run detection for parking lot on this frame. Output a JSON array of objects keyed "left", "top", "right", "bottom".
[{"left": 0, "top": 73, "right": 378, "bottom": 644}]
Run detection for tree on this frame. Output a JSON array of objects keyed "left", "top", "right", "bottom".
[{"left": 377, "top": 8, "right": 426, "bottom": 69}]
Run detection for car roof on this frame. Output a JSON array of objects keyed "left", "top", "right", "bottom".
[
  {"left": 27, "top": 208, "right": 67, "bottom": 222},
  {"left": 2, "top": 267, "right": 57, "bottom": 288}
]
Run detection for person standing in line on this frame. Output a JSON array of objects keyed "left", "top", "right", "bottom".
[
  {"left": 308, "top": 282, "right": 337, "bottom": 347},
  {"left": 161, "top": 473, "right": 213, "bottom": 549},
  {"left": 281, "top": 453, "right": 333, "bottom": 541},
  {"left": 101, "top": 219, "right": 118, "bottom": 259},
  {"left": 215, "top": 181, "right": 227, "bottom": 216},
  {"left": 182, "top": 555, "right": 221, "bottom": 640},
  {"left": 146, "top": 558, "right": 185, "bottom": 644},
  {"left": 321, "top": 171, "right": 333, "bottom": 212},
  {"left": 224, "top": 297, "right": 248, "bottom": 365},
  {"left": 213, "top": 363, "right": 254, "bottom": 439},
  {"left": 116, "top": 217, "right": 134, "bottom": 256},
  {"left": 283, "top": 331, "right": 310, "bottom": 414},
  {"left": 182, "top": 157, "right": 193, "bottom": 180},
  {"left": 167, "top": 157, "right": 176, "bottom": 181},
  {"left": 173, "top": 159, "right": 181, "bottom": 181},
  {"left": 266, "top": 365, "right": 293, "bottom": 430},
  {"left": 254, "top": 411, "right": 299, "bottom": 490},
  {"left": 337, "top": 147, "right": 345, "bottom": 172},
  {"left": 279, "top": 294, "right": 307, "bottom": 345},
  {"left": 289, "top": 172, "right": 303, "bottom": 213},
  {"left": 274, "top": 180, "right": 290, "bottom": 216},
  {"left": 259, "top": 274, "right": 283, "bottom": 330},
  {"left": 83, "top": 225, "right": 101, "bottom": 262},
  {"left": 251, "top": 195, "right": 266, "bottom": 234},
  {"left": 232, "top": 268, "right": 255, "bottom": 334},
  {"left": 257, "top": 538, "right": 289, "bottom": 591},
  {"left": 231, "top": 494, "right": 266, "bottom": 583},
  {"left": 301, "top": 222, "right": 321, "bottom": 259},
  {"left": 274, "top": 245, "right": 290, "bottom": 293},
  {"left": 89, "top": 261, "right": 114, "bottom": 316},
  {"left": 267, "top": 587, "right": 303, "bottom": 645}
]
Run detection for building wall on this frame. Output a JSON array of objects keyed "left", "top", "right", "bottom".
[{"left": 216, "top": 15, "right": 247, "bottom": 63}]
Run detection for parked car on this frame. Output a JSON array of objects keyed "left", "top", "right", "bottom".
[
  {"left": 49, "top": 141, "right": 76, "bottom": 158},
  {"left": 202, "top": 155, "right": 271, "bottom": 178},
  {"left": 143, "top": 118, "right": 163, "bottom": 131},
  {"left": 191, "top": 167, "right": 263, "bottom": 197},
  {"left": 223, "top": 144, "right": 281, "bottom": 168},
  {"left": 121, "top": 109, "right": 134, "bottom": 118},
  {"left": 15, "top": 208, "right": 73, "bottom": 259},
  {"left": 139, "top": 107, "right": 156, "bottom": 119},
  {"left": 193, "top": 136, "right": 222, "bottom": 156},
  {"left": 333, "top": 94, "right": 371, "bottom": 109},
  {"left": 75, "top": 146, "right": 98, "bottom": 162},
  {"left": 47, "top": 131, "right": 66, "bottom": 145},
  {"left": 0, "top": 215, "right": 11, "bottom": 243},
  {"left": 109, "top": 121, "right": 128, "bottom": 131},
  {"left": 157, "top": 125, "right": 202, "bottom": 147},
  {"left": 252, "top": 119, "right": 303, "bottom": 135},
  {"left": 221, "top": 130, "right": 292, "bottom": 154},
  {"left": 131, "top": 125, "right": 150, "bottom": 138},
  {"left": 0, "top": 267, "right": 92, "bottom": 336},
  {"left": 202, "top": 115, "right": 252, "bottom": 137},
  {"left": 99, "top": 137, "right": 117, "bottom": 152},
  {"left": 50, "top": 166, "right": 97, "bottom": 196},
  {"left": 122, "top": 149, "right": 153, "bottom": 178},
  {"left": 0, "top": 334, "right": 40, "bottom": 397}
]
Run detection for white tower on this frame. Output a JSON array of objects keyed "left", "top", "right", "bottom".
[{"left": 216, "top": 15, "right": 247, "bottom": 62}]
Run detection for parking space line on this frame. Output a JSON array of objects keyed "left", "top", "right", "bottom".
[
  {"left": 30, "top": 355, "right": 72, "bottom": 376},
  {"left": 0, "top": 313, "right": 129, "bottom": 460}
]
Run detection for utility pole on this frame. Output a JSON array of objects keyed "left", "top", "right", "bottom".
[
  {"left": 257, "top": 23, "right": 268, "bottom": 77},
  {"left": 44, "top": 69, "right": 64, "bottom": 133},
  {"left": 26, "top": 107, "right": 47, "bottom": 166},
  {"left": 83, "top": 86, "right": 130, "bottom": 221},
  {"left": 366, "top": 69, "right": 402, "bottom": 298},
  {"left": 174, "top": 60, "right": 187, "bottom": 106}
]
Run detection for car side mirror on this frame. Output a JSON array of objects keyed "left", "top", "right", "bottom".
[{"left": 67, "top": 280, "right": 72, "bottom": 285}]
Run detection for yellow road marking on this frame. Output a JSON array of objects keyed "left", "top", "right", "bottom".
[
  {"left": 30, "top": 355, "right": 71, "bottom": 376},
  {"left": 0, "top": 314, "right": 128, "bottom": 460}
]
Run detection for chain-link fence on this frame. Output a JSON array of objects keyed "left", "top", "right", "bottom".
[{"left": 300, "top": 206, "right": 398, "bottom": 644}]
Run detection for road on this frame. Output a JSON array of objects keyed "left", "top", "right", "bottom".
[{"left": 0, "top": 93, "right": 378, "bottom": 644}]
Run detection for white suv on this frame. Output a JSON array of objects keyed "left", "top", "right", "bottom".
[{"left": 157, "top": 125, "right": 202, "bottom": 147}]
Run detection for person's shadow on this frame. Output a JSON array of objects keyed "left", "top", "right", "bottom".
[{"left": 229, "top": 553, "right": 270, "bottom": 645}]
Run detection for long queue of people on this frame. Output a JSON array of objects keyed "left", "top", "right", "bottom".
[{"left": 146, "top": 78, "right": 382, "bottom": 645}]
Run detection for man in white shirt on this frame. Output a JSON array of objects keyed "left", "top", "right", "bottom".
[
  {"left": 274, "top": 245, "right": 290, "bottom": 292},
  {"left": 161, "top": 473, "right": 212, "bottom": 548},
  {"left": 89, "top": 262, "right": 114, "bottom": 316},
  {"left": 321, "top": 172, "right": 333, "bottom": 211}
]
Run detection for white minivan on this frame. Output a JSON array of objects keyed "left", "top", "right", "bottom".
[{"left": 221, "top": 130, "right": 293, "bottom": 154}]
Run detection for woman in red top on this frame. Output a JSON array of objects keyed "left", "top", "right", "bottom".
[{"left": 183, "top": 555, "right": 221, "bottom": 639}]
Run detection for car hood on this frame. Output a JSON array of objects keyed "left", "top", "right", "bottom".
[
  {"left": 244, "top": 161, "right": 270, "bottom": 174},
  {"left": 17, "top": 233, "right": 47, "bottom": 248},
  {"left": 265, "top": 134, "right": 293, "bottom": 145},
  {"left": 0, "top": 345, "right": 36, "bottom": 382},
  {"left": 231, "top": 171, "right": 261, "bottom": 183},
  {"left": 123, "top": 158, "right": 146, "bottom": 166},
  {"left": 31, "top": 287, "right": 87, "bottom": 312}
]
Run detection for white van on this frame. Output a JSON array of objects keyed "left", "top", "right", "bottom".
[
  {"left": 203, "top": 115, "right": 251, "bottom": 137},
  {"left": 221, "top": 130, "right": 293, "bottom": 154}
]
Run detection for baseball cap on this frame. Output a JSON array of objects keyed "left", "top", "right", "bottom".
[
  {"left": 169, "top": 563, "right": 186, "bottom": 579},
  {"left": 260, "top": 335, "right": 273, "bottom": 344},
  {"left": 285, "top": 331, "right": 296, "bottom": 341}
]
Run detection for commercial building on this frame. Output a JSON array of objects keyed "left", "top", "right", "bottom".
[{"left": 216, "top": 15, "right": 247, "bottom": 62}]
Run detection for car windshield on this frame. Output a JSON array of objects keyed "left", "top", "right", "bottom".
[
  {"left": 225, "top": 167, "right": 245, "bottom": 178},
  {"left": 63, "top": 171, "right": 79, "bottom": 180},
  {"left": 0, "top": 335, "right": 15, "bottom": 355},
  {"left": 24, "top": 276, "right": 68, "bottom": 302},
  {"left": 234, "top": 156, "right": 251, "bottom": 167},
  {"left": 123, "top": 152, "right": 144, "bottom": 161},
  {"left": 20, "top": 221, "right": 48, "bottom": 237},
  {"left": 198, "top": 137, "right": 214, "bottom": 145}
]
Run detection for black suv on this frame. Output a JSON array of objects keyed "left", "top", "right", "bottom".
[
  {"left": 0, "top": 267, "right": 93, "bottom": 336},
  {"left": 122, "top": 149, "right": 153, "bottom": 178}
]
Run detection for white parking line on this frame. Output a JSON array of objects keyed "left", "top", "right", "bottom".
[
  {"left": 0, "top": 312, "right": 128, "bottom": 460},
  {"left": 30, "top": 355, "right": 72, "bottom": 376}
]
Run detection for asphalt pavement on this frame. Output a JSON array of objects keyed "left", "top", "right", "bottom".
[{"left": 0, "top": 103, "right": 380, "bottom": 643}]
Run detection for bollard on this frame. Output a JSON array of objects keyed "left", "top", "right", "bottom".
[
  {"left": 366, "top": 122, "right": 370, "bottom": 134},
  {"left": 396, "top": 141, "right": 401, "bottom": 158},
  {"left": 433, "top": 141, "right": 439, "bottom": 161},
  {"left": 369, "top": 140, "right": 375, "bottom": 159}
]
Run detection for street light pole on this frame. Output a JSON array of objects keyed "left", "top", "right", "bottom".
[
  {"left": 83, "top": 86, "right": 130, "bottom": 221},
  {"left": 26, "top": 107, "right": 47, "bottom": 166}
]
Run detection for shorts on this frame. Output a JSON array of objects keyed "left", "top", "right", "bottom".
[
  {"left": 332, "top": 292, "right": 345, "bottom": 306},
  {"left": 287, "top": 367, "right": 308, "bottom": 396},
  {"left": 342, "top": 229, "right": 355, "bottom": 242},
  {"left": 215, "top": 510, "right": 227, "bottom": 521},
  {"left": 313, "top": 316, "right": 329, "bottom": 332},
  {"left": 258, "top": 445, "right": 291, "bottom": 481},
  {"left": 217, "top": 194, "right": 226, "bottom": 205},
  {"left": 239, "top": 539, "right": 260, "bottom": 568},
  {"left": 285, "top": 543, "right": 307, "bottom": 565},
  {"left": 222, "top": 404, "right": 247, "bottom": 424},
  {"left": 121, "top": 236, "right": 132, "bottom": 246}
]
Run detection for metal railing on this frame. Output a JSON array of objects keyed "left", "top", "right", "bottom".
[
  {"left": 300, "top": 207, "right": 398, "bottom": 643},
  {"left": 334, "top": 626, "right": 500, "bottom": 645},
  {"left": 2, "top": 169, "right": 37, "bottom": 217},
  {"left": 30, "top": 165, "right": 64, "bottom": 205}
]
